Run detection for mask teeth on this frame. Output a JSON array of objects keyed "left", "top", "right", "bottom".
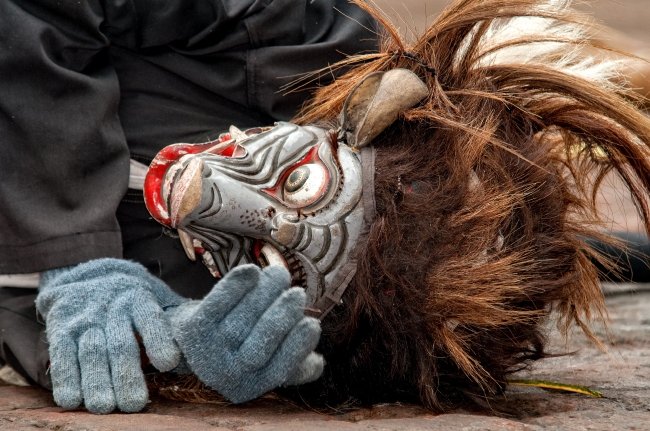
[
  {"left": 229, "top": 125, "right": 249, "bottom": 142},
  {"left": 283, "top": 252, "right": 307, "bottom": 288},
  {"left": 178, "top": 229, "right": 196, "bottom": 261},
  {"left": 201, "top": 252, "right": 221, "bottom": 278}
]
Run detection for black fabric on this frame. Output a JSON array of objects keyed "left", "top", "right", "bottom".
[
  {"left": 0, "top": 0, "right": 378, "bottom": 273},
  {"left": 0, "top": 0, "right": 127, "bottom": 273},
  {"left": 0, "top": 288, "right": 51, "bottom": 389}
]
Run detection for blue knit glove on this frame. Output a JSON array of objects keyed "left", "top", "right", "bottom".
[
  {"left": 36, "top": 258, "right": 183, "bottom": 414},
  {"left": 169, "top": 264, "right": 324, "bottom": 403}
]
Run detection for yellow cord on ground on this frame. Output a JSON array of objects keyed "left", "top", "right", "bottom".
[{"left": 508, "top": 380, "right": 602, "bottom": 398}]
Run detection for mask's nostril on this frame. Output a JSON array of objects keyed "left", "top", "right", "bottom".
[
  {"left": 170, "top": 157, "right": 204, "bottom": 228},
  {"left": 275, "top": 221, "right": 297, "bottom": 246}
]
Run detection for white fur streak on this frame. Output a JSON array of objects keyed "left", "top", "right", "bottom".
[{"left": 458, "top": 0, "right": 623, "bottom": 87}]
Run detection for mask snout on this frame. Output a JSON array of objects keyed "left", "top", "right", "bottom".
[{"left": 169, "top": 157, "right": 205, "bottom": 228}]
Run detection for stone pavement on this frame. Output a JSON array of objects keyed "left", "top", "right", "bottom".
[{"left": 1, "top": 290, "right": 648, "bottom": 430}]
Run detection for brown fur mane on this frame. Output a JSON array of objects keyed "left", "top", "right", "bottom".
[{"left": 285, "top": 0, "right": 650, "bottom": 411}]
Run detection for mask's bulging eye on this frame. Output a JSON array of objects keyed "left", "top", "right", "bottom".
[
  {"left": 285, "top": 167, "right": 310, "bottom": 193},
  {"left": 261, "top": 144, "right": 332, "bottom": 208},
  {"left": 283, "top": 163, "right": 328, "bottom": 206}
]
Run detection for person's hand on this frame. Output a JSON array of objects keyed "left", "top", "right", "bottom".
[
  {"left": 36, "top": 258, "right": 183, "bottom": 414},
  {"left": 169, "top": 264, "right": 323, "bottom": 403}
]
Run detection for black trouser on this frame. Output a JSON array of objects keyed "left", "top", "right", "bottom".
[
  {"left": 0, "top": 193, "right": 217, "bottom": 388},
  {"left": 0, "top": 287, "right": 50, "bottom": 388},
  {"left": 587, "top": 232, "right": 650, "bottom": 283}
]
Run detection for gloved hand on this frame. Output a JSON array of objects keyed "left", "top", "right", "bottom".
[
  {"left": 169, "top": 264, "right": 324, "bottom": 403},
  {"left": 36, "top": 258, "right": 183, "bottom": 414}
]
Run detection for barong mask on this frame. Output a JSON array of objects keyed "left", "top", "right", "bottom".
[{"left": 144, "top": 69, "right": 428, "bottom": 318}]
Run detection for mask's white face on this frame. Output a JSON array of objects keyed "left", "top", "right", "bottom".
[{"left": 144, "top": 122, "right": 365, "bottom": 307}]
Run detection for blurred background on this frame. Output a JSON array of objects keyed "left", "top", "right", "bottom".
[{"left": 390, "top": 1, "right": 649, "bottom": 40}]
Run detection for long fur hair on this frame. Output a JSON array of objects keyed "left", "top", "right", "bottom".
[{"left": 286, "top": 0, "right": 650, "bottom": 411}]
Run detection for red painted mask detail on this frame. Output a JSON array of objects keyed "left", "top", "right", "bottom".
[
  {"left": 143, "top": 134, "right": 234, "bottom": 227},
  {"left": 252, "top": 239, "right": 264, "bottom": 261}
]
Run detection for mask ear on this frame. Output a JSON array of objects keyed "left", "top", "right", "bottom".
[{"left": 340, "top": 68, "right": 428, "bottom": 149}]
